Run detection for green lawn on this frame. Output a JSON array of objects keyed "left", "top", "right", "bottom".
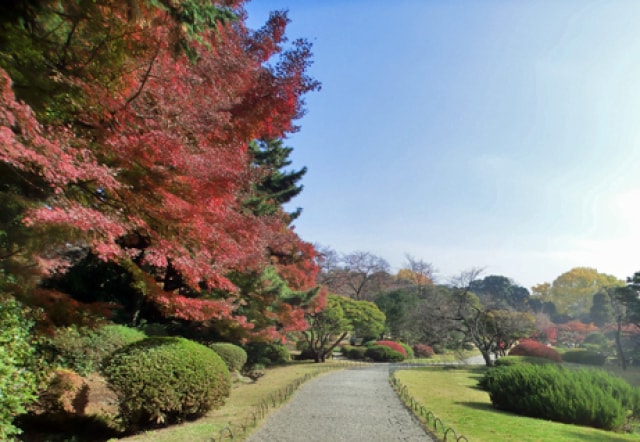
[{"left": 394, "top": 366, "right": 640, "bottom": 442}]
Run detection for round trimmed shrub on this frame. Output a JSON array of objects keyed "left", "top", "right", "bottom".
[
  {"left": 372, "top": 340, "right": 407, "bottom": 356},
  {"left": 103, "top": 337, "right": 230, "bottom": 431},
  {"left": 244, "top": 342, "right": 290, "bottom": 367},
  {"left": 365, "top": 345, "right": 404, "bottom": 362},
  {"left": 208, "top": 342, "right": 247, "bottom": 372},
  {"left": 480, "top": 364, "right": 640, "bottom": 430},
  {"left": 413, "top": 343, "right": 434, "bottom": 358},
  {"left": 508, "top": 339, "right": 561, "bottom": 362}
]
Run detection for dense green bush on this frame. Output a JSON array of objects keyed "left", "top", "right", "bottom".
[
  {"left": 562, "top": 349, "right": 607, "bottom": 366},
  {"left": 480, "top": 364, "right": 640, "bottom": 430},
  {"left": 44, "top": 324, "right": 147, "bottom": 375},
  {"left": 0, "top": 298, "right": 39, "bottom": 440},
  {"left": 244, "top": 342, "right": 290, "bottom": 367},
  {"left": 103, "top": 337, "right": 230, "bottom": 431},
  {"left": 398, "top": 342, "right": 414, "bottom": 359},
  {"left": 583, "top": 332, "right": 608, "bottom": 347},
  {"left": 208, "top": 343, "right": 247, "bottom": 372},
  {"left": 508, "top": 339, "right": 561, "bottom": 362},
  {"left": 372, "top": 340, "right": 406, "bottom": 356},
  {"left": 341, "top": 345, "right": 367, "bottom": 360},
  {"left": 365, "top": 345, "right": 404, "bottom": 362}
]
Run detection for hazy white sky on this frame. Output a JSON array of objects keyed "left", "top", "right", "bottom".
[{"left": 246, "top": 0, "right": 640, "bottom": 289}]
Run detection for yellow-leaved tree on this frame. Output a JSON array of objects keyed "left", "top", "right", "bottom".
[{"left": 547, "top": 267, "right": 623, "bottom": 318}]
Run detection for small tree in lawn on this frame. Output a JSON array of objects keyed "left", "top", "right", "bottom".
[{"left": 299, "top": 294, "right": 385, "bottom": 363}]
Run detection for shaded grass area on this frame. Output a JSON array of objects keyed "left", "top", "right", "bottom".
[
  {"left": 116, "top": 361, "right": 360, "bottom": 442},
  {"left": 394, "top": 366, "right": 640, "bottom": 442}
]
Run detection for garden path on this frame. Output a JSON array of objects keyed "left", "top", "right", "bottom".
[{"left": 246, "top": 364, "right": 435, "bottom": 442}]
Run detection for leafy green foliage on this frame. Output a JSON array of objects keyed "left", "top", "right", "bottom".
[
  {"left": 43, "top": 324, "right": 147, "bottom": 376},
  {"left": 372, "top": 340, "right": 406, "bottom": 356},
  {"left": 398, "top": 342, "right": 414, "bottom": 359},
  {"left": 103, "top": 337, "right": 230, "bottom": 431},
  {"left": 297, "top": 293, "right": 385, "bottom": 362},
  {"left": 561, "top": 349, "right": 607, "bottom": 366},
  {"left": 469, "top": 275, "right": 530, "bottom": 310},
  {"left": 0, "top": 297, "right": 39, "bottom": 439},
  {"left": 374, "top": 288, "right": 419, "bottom": 340},
  {"left": 590, "top": 291, "right": 614, "bottom": 326},
  {"left": 364, "top": 345, "right": 404, "bottom": 362},
  {"left": 244, "top": 342, "right": 291, "bottom": 367},
  {"left": 480, "top": 364, "right": 640, "bottom": 430},
  {"left": 208, "top": 342, "right": 247, "bottom": 372},
  {"left": 340, "top": 345, "right": 367, "bottom": 360},
  {"left": 245, "top": 138, "right": 307, "bottom": 220}
]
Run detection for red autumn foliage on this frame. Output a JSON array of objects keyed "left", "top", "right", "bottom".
[
  {"left": 374, "top": 340, "right": 407, "bottom": 356},
  {"left": 556, "top": 321, "right": 599, "bottom": 347},
  {"left": 413, "top": 343, "right": 435, "bottom": 358},
  {"left": 0, "top": 1, "right": 320, "bottom": 334},
  {"left": 508, "top": 339, "right": 561, "bottom": 362}
]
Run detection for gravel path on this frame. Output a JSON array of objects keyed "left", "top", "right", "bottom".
[{"left": 246, "top": 365, "right": 434, "bottom": 442}]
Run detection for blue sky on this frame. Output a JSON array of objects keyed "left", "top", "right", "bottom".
[{"left": 245, "top": 0, "right": 640, "bottom": 289}]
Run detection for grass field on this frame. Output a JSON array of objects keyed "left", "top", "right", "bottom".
[{"left": 394, "top": 366, "right": 640, "bottom": 442}]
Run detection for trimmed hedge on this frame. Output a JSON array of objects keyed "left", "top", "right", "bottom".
[
  {"left": 365, "top": 345, "right": 404, "bottom": 362},
  {"left": 480, "top": 364, "right": 640, "bottom": 430},
  {"left": 372, "top": 340, "right": 407, "bottom": 356},
  {"left": 341, "top": 345, "right": 367, "bottom": 360},
  {"left": 208, "top": 342, "right": 247, "bottom": 371},
  {"left": 103, "top": 337, "right": 230, "bottom": 431},
  {"left": 562, "top": 349, "right": 607, "bottom": 366},
  {"left": 508, "top": 339, "right": 561, "bottom": 362}
]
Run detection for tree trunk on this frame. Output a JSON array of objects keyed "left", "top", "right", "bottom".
[
  {"left": 481, "top": 350, "right": 494, "bottom": 367},
  {"left": 615, "top": 321, "right": 627, "bottom": 370}
]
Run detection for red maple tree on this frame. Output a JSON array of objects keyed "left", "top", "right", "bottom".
[{"left": 0, "top": 1, "right": 320, "bottom": 336}]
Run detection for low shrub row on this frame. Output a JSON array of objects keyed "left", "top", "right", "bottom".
[
  {"left": 365, "top": 345, "right": 404, "bottom": 362},
  {"left": 561, "top": 349, "right": 607, "bottom": 366},
  {"left": 340, "top": 340, "right": 413, "bottom": 362},
  {"left": 479, "top": 363, "right": 640, "bottom": 430},
  {"left": 341, "top": 344, "right": 367, "bottom": 360}
]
